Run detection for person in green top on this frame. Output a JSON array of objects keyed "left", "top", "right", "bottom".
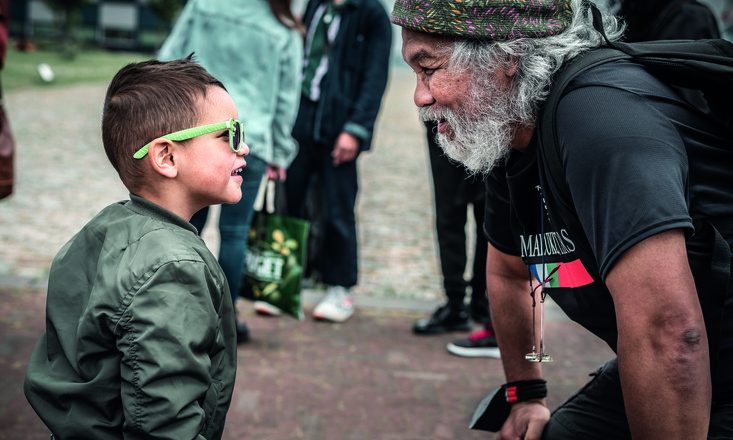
[{"left": 24, "top": 57, "right": 244, "bottom": 439}]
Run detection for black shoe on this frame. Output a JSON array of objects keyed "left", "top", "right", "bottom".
[
  {"left": 236, "top": 321, "right": 250, "bottom": 344},
  {"left": 412, "top": 304, "right": 472, "bottom": 335}
]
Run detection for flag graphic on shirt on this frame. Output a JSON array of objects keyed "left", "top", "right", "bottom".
[{"left": 529, "top": 259, "right": 594, "bottom": 289}]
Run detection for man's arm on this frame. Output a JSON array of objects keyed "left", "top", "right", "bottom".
[
  {"left": 606, "top": 229, "right": 710, "bottom": 440},
  {"left": 487, "top": 243, "right": 550, "bottom": 440}
]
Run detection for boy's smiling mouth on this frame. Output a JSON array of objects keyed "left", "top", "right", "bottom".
[{"left": 231, "top": 164, "right": 245, "bottom": 176}]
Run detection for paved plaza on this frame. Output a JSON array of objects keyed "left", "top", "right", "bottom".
[{"left": 0, "top": 68, "right": 613, "bottom": 439}]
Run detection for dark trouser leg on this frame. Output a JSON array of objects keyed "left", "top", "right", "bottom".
[
  {"left": 542, "top": 359, "right": 631, "bottom": 439},
  {"left": 218, "top": 155, "right": 267, "bottom": 303},
  {"left": 709, "top": 399, "right": 733, "bottom": 439},
  {"left": 426, "top": 121, "right": 470, "bottom": 309},
  {"left": 285, "top": 98, "right": 324, "bottom": 279},
  {"left": 543, "top": 358, "right": 733, "bottom": 439},
  {"left": 285, "top": 98, "right": 318, "bottom": 220},
  {"left": 469, "top": 186, "right": 490, "bottom": 324},
  {"left": 319, "top": 149, "right": 358, "bottom": 288}
]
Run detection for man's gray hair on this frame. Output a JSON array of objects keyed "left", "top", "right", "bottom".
[{"left": 449, "top": 0, "right": 624, "bottom": 125}]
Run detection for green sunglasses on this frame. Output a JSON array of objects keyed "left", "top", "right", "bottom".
[{"left": 133, "top": 118, "right": 245, "bottom": 159}]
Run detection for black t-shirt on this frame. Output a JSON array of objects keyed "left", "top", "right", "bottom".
[{"left": 485, "top": 59, "right": 733, "bottom": 397}]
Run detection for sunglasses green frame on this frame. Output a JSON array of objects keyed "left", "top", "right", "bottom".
[{"left": 133, "top": 118, "right": 245, "bottom": 159}]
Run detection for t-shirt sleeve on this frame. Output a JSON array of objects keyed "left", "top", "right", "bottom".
[
  {"left": 556, "top": 85, "right": 693, "bottom": 279},
  {"left": 484, "top": 161, "right": 521, "bottom": 256}
]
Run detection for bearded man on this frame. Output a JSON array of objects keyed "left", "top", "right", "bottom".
[{"left": 392, "top": 0, "right": 733, "bottom": 439}]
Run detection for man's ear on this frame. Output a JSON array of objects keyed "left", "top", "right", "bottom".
[
  {"left": 146, "top": 139, "right": 178, "bottom": 179},
  {"left": 505, "top": 57, "right": 520, "bottom": 78}
]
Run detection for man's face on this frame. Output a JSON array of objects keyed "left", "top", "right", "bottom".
[{"left": 401, "top": 29, "right": 518, "bottom": 173}]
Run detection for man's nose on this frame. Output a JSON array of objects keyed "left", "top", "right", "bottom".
[{"left": 413, "top": 78, "right": 435, "bottom": 108}]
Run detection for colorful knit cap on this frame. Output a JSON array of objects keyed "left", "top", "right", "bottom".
[{"left": 391, "top": 0, "right": 573, "bottom": 41}]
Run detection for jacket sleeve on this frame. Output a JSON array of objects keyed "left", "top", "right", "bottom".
[
  {"left": 157, "top": 0, "right": 196, "bottom": 60},
  {"left": 117, "top": 259, "right": 223, "bottom": 440},
  {"left": 343, "top": 5, "right": 392, "bottom": 152},
  {"left": 271, "top": 30, "right": 304, "bottom": 168}
]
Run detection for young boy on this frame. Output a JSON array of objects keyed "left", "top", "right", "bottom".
[{"left": 24, "top": 58, "right": 247, "bottom": 439}]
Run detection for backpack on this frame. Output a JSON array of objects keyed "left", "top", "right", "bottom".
[{"left": 536, "top": 3, "right": 733, "bottom": 380}]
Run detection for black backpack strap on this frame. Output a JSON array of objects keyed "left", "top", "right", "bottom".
[
  {"left": 537, "top": 46, "right": 628, "bottom": 211},
  {"left": 540, "top": 2, "right": 733, "bottom": 208}
]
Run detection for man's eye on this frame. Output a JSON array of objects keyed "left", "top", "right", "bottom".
[{"left": 422, "top": 67, "right": 436, "bottom": 76}]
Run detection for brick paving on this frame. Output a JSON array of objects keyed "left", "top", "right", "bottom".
[{"left": 0, "top": 68, "right": 614, "bottom": 439}]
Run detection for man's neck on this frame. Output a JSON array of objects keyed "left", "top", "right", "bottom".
[{"left": 511, "top": 124, "right": 535, "bottom": 151}]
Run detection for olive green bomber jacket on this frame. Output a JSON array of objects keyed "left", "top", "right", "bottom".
[{"left": 24, "top": 194, "right": 237, "bottom": 439}]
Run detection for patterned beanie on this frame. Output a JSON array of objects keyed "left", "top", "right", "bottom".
[{"left": 391, "top": 0, "right": 573, "bottom": 41}]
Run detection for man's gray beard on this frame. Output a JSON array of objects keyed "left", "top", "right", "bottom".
[{"left": 419, "top": 76, "right": 518, "bottom": 174}]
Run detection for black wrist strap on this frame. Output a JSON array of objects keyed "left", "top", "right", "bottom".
[{"left": 504, "top": 379, "right": 547, "bottom": 404}]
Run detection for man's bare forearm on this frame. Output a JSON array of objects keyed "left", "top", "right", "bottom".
[
  {"left": 607, "top": 230, "right": 711, "bottom": 439},
  {"left": 617, "top": 326, "right": 710, "bottom": 439},
  {"left": 487, "top": 245, "right": 543, "bottom": 382}
]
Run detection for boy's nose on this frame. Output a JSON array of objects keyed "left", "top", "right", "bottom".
[{"left": 238, "top": 143, "right": 250, "bottom": 156}]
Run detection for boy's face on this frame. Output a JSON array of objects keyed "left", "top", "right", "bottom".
[{"left": 178, "top": 86, "right": 247, "bottom": 208}]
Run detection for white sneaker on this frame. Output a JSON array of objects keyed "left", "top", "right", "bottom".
[
  {"left": 313, "top": 286, "right": 354, "bottom": 322},
  {"left": 254, "top": 301, "right": 283, "bottom": 317}
]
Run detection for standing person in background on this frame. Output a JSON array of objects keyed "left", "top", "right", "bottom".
[
  {"left": 0, "top": 0, "right": 14, "bottom": 201},
  {"left": 158, "top": 0, "right": 304, "bottom": 343},
  {"left": 413, "top": 121, "right": 500, "bottom": 358},
  {"left": 285, "top": 0, "right": 392, "bottom": 322},
  {"left": 611, "top": 0, "right": 720, "bottom": 42}
]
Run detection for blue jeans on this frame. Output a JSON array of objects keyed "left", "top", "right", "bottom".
[{"left": 190, "top": 154, "right": 267, "bottom": 304}]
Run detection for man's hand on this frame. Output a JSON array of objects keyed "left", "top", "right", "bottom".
[
  {"left": 332, "top": 132, "right": 359, "bottom": 166},
  {"left": 498, "top": 401, "right": 550, "bottom": 440}
]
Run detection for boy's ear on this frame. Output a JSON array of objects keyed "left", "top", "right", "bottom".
[{"left": 146, "top": 139, "right": 178, "bottom": 179}]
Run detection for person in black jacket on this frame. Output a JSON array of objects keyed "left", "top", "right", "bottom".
[
  {"left": 611, "top": 0, "right": 720, "bottom": 41},
  {"left": 286, "top": 0, "right": 391, "bottom": 322}
]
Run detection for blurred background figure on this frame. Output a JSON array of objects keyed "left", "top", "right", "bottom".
[
  {"left": 413, "top": 123, "right": 488, "bottom": 331},
  {"left": 0, "top": 0, "right": 13, "bottom": 201},
  {"left": 285, "top": 0, "right": 392, "bottom": 323},
  {"left": 412, "top": 122, "right": 499, "bottom": 359},
  {"left": 610, "top": 0, "right": 720, "bottom": 41},
  {"left": 158, "top": 0, "right": 304, "bottom": 343}
]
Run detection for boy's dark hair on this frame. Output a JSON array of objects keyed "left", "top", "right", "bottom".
[{"left": 102, "top": 57, "right": 224, "bottom": 191}]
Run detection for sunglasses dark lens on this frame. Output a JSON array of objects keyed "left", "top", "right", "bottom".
[{"left": 231, "top": 123, "right": 241, "bottom": 152}]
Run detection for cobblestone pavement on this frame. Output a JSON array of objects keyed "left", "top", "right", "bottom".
[{"left": 0, "top": 68, "right": 614, "bottom": 439}]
